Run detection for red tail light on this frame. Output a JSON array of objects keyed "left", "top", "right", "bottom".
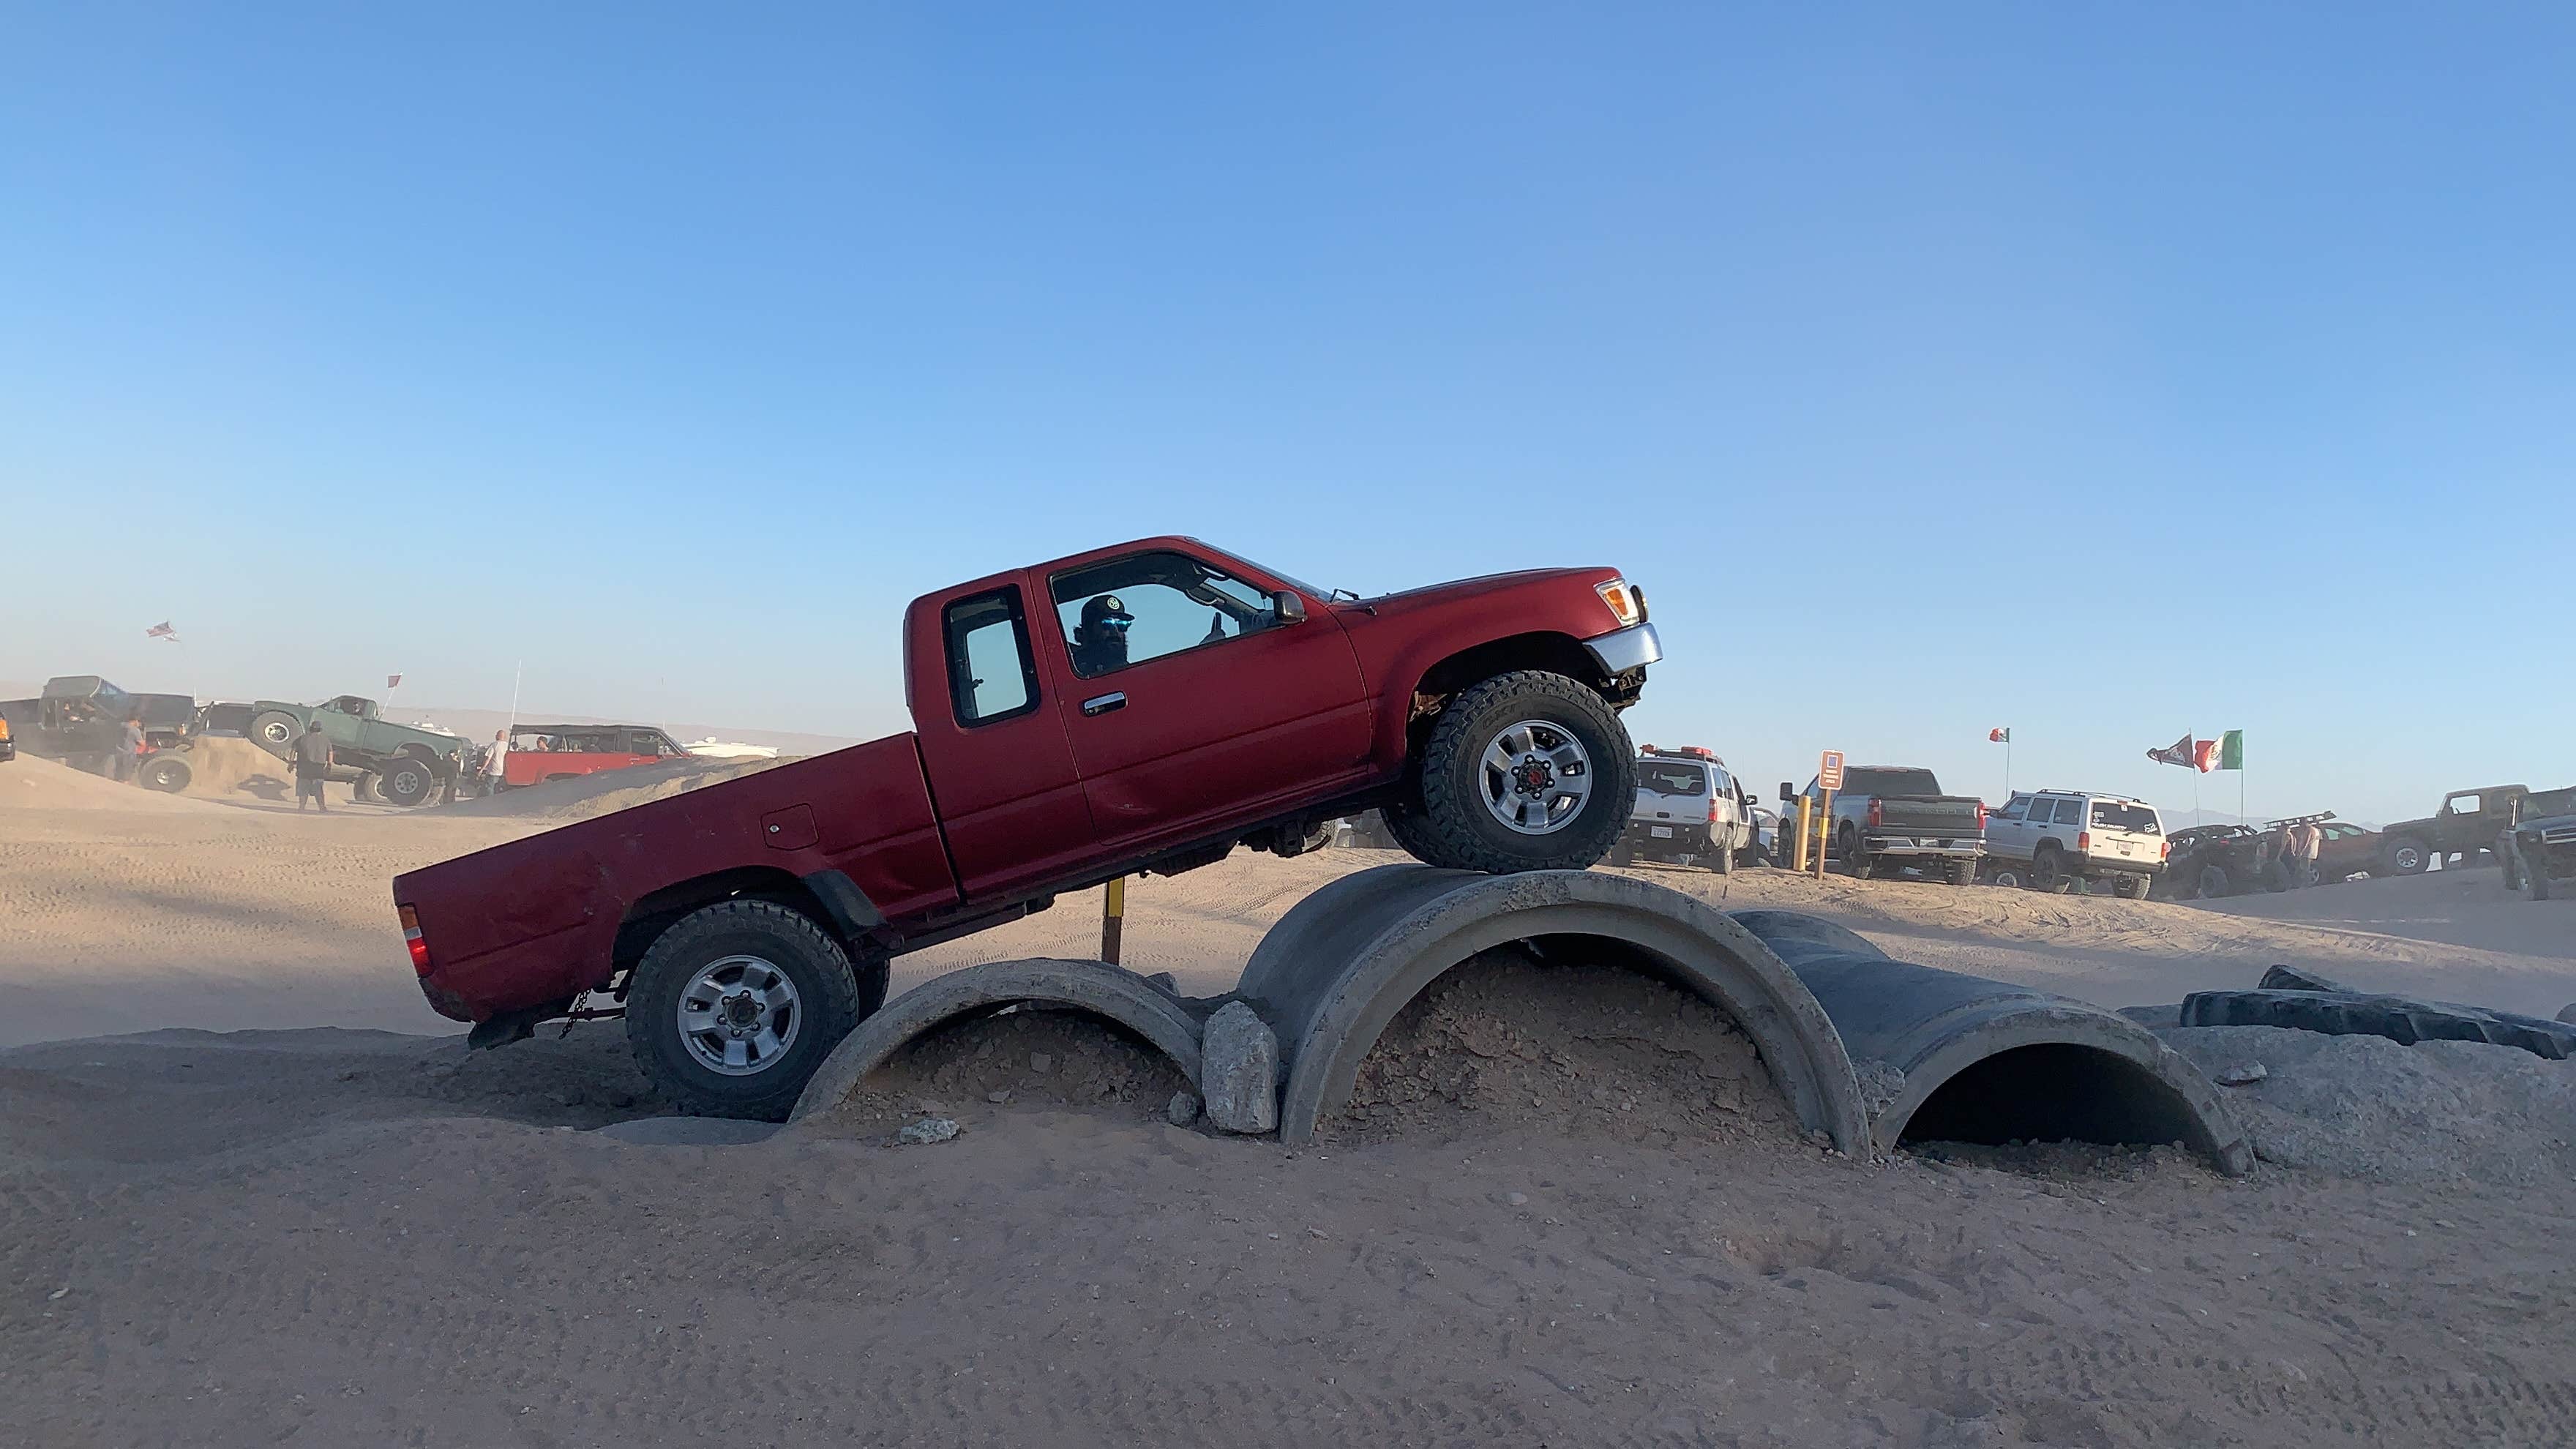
[
  {"left": 400, "top": 905, "right": 431, "bottom": 975},
  {"left": 1708, "top": 796, "right": 1722, "bottom": 824},
  {"left": 1867, "top": 799, "right": 1883, "bottom": 828},
  {"left": 2160, "top": 840, "right": 2170, "bottom": 859},
  {"left": 1974, "top": 803, "right": 1987, "bottom": 829},
  {"left": 2078, "top": 831, "right": 2092, "bottom": 852}
]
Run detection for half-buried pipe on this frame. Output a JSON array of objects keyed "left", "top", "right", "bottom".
[
  {"left": 1727, "top": 909, "right": 2252, "bottom": 1175},
  {"left": 1238, "top": 866, "right": 1869, "bottom": 1150}
]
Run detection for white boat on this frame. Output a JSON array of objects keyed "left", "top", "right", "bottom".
[{"left": 681, "top": 737, "right": 779, "bottom": 760}]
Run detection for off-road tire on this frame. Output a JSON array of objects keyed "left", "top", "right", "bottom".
[
  {"left": 138, "top": 755, "right": 192, "bottom": 793},
  {"left": 2032, "top": 845, "right": 2073, "bottom": 894},
  {"left": 1400, "top": 670, "right": 1634, "bottom": 873},
  {"left": 352, "top": 773, "right": 384, "bottom": 804},
  {"left": 1988, "top": 863, "right": 2026, "bottom": 889},
  {"left": 2113, "top": 874, "right": 2149, "bottom": 900},
  {"left": 1713, "top": 841, "right": 1735, "bottom": 876},
  {"left": 1945, "top": 858, "right": 1977, "bottom": 886},
  {"left": 1606, "top": 838, "right": 1635, "bottom": 868},
  {"left": 624, "top": 899, "right": 871, "bottom": 1120},
  {"left": 2198, "top": 864, "right": 2231, "bottom": 899},
  {"left": 2386, "top": 837, "right": 2430, "bottom": 875},
  {"left": 378, "top": 754, "right": 441, "bottom": 808},
  {"left": 250, "top": 711, "right": 301, "bottom": 755},
  {"left": 2529, "top": 866, "right": 2552, "bottom": 902}
]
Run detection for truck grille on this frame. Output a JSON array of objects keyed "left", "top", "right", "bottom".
[{"left": 2542, "top": 825, "right": 2576, "bottom": 848}]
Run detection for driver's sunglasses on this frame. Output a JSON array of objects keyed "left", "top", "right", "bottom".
[{"left": 1100, "top": 617, "right": 1134, "bottom": 629}]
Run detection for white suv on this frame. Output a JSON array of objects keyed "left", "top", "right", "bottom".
[
  {"left": 1982, "top": 790, "right": 2167, "bottom": 897},
  {"left": 1609, "top": 745, "right": 1756, "bottom": 874}
]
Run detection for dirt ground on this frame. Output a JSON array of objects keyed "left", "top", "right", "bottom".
[{"left": 4, "top": 758, "right": 2574, "bottom": 1445}]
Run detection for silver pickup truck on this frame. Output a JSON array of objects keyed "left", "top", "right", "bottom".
[{"left": 1783, "top": 765, "right": 1985, "bottom": 885}]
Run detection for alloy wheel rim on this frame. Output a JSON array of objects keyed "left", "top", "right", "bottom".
[
  {"left": 1477, "top": 720, "right": 1593, "bottom": 836},
  {"left": 677, "top": 954, "right": 801, "bottom": 1076}
]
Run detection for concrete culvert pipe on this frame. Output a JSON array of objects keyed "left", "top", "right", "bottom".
[
  {"left": 787, "top": 958, "right": 1205, "bottom": 1125},
  {"left": 1727, "top": 910, "right": 2252, "bottom": 1175},
  {"left": 1237, "top": 865, "right": 1866, "bottom": 1150}
]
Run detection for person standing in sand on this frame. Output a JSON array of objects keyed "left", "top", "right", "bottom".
[
  {"left": 113, "top": 712, "right": 144, "bottom": 784},
  {"left": 482, "top": 729, "right": 509, "bottom": 797},
  {"left": 292, "top": 721, "right": 334, "bottom": 812}
]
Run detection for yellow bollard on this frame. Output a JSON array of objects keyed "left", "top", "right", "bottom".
[{"left": 1101, "top": 875, "right": 1126, "bottom": 965}]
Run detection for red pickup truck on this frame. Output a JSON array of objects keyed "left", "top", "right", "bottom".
[{"left": 394, "top": 537, "right": 1660, "bottom": 1117}]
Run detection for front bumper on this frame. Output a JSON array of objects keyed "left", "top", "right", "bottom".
[{"left": 1584, "top": 622, "right": 1662, "bottom": 675}]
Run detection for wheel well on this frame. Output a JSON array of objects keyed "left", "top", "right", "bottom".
[
  {"left": 1415, "top": 633, "right": 1604, "bottom": 703},
  {"left": 611, "top": 867, "right": 850, "bottom": 992}
]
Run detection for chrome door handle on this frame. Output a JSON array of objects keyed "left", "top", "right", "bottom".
[{"left": 1081, "top": 692, "right": 1127, "bottom": 716}]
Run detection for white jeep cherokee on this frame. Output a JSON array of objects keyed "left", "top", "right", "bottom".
[{"left": 1982, "top": 790, "right": 2167, "bottom": 897}]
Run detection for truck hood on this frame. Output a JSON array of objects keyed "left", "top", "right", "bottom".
[{"left": 1341, "top": 566, "right": 1620, "bottom": 617}]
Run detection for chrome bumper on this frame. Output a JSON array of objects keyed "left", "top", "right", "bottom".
[{"left": 1584, "top": 621, "right": 1662, "bottom": 675}]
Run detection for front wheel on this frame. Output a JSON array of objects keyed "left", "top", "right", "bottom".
[
  {"left": 624, "top": 900, "right": 875, "bottom": 1120},
  {"left": 2198, "top": 864, "right": 2231, "bottom": 899},
  {"left": 251, "top": 711, "right": 301, "bottom": 754},
  {"left": 2533, "top": 865, "right": 2554, "bottom": 902},
  {"left": 2386, "top": 838, "right": 2430, "bottom": 875},
  {"left": 1399, "top": 670, "right": 1635, "bottom": 874},
  {"left": 138, "top": 755, "right": 192, "bottom": 792},
  {"left": 2032, "top": 846, "right": 2073, "bottom": 894}
]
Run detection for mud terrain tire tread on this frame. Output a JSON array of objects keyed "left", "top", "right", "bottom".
[
  {"left": 1402, "top": 670, "right": 1633, "bottom": 874},
  {"left": 624, "top": 899, "right": 865, "bottom": 1121}
]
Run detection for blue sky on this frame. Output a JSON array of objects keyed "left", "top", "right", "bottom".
[{"left": 4, "top": 3, "right": 2569, "bottom": 825}]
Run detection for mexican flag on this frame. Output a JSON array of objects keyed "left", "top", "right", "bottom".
[
  {"left": 1988, "top": 727, "right": 2010, "bottom": 743},
  {"left": 2215, "top": 730, "right": 2243, "bottom": 771}
]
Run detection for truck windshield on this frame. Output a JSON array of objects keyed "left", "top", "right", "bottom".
[
  {"left": 1842, "top": 768, "right": 1942, "bottom": 796},
  {"left": 1638, "top": 762, "right": 1707, "bottom": 796},
  {"left": 2091, "top": 801, "right": 2160, "bottom": 834}
]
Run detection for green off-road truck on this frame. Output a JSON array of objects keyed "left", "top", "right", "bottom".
[
  {"left": 2378, "top": 784, "right": 2576, "bottom": 876},
  {"left": 248, "top": 694, "right": 473, "bottom": 806}
]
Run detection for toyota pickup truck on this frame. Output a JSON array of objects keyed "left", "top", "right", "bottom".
[
  {"left": 1782, "top": 765, "right": 1985, "bottom": 884},
  {"left": 393, "top": 536, "right": 1660, "bottom": 1117}
]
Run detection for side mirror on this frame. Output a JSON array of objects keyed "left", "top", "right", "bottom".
[
  {"left": 1273, "top": 591, "right": 1308, "bottom": 624},
  {"left": 1779, "top": 782, "right": 1795, "bottom": 803}
]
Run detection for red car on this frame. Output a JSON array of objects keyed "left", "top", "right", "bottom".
[
  {"left": 497, "top": 724, "right": 692, "bottom": 791},
  {"left": 394, "top": 537, "right": 1661, "bottom": 1117}
]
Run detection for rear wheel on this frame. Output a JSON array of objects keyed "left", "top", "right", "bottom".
[
  {"left": 1988, "top": 862, "right": 2026, "bottom": 889},
  {"left": 2198, "top": 864, "right": 2231, "bottom": 899},
  {"left": 1399, "top": 670, "right": 1635, "bottom": 873},
  {"left": 1712, "top": 839, "right": 1735, "bottom": 876},
  {"left": 138, "top": 754, "right": 192, "bottom": 793},
  {"left": 352, "top": 773, "right": 384, "bottom": 804},
  {"left": 2113, "top": 874, "right": 2149, "bottom": 900},
  {"left": 378, "top": 755, "right": 441, "bottom": 808},
  {"left": 1945, "top": 858, "right": 1976, "bottom": 886},
  {"left": 624, "top": 900, "right": 872, "bottom": 1120}
]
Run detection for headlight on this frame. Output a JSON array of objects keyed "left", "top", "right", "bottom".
[{"left": 1595, "top": 578, "right": 1645, "bottom": 626}]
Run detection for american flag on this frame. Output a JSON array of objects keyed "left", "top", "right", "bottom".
[{"left": 144, "top": 621, "right": 179, "bottom": 642}]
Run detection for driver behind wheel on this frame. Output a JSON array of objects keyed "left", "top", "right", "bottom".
[{"left": 1071, "top": 594, "right": 1135, "bottom": 675}]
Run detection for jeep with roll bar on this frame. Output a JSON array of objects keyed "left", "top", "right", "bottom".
[
  {"left": 393, "top": 537, "right": 1662, "bottom": 1118},
  {"left": 2380, "top": 784, "right": 2576, "bottom": 877}
]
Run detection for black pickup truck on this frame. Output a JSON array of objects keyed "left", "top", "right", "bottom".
[{"left": 1781, "top": 765, "right": 1986, "bottom": 885}]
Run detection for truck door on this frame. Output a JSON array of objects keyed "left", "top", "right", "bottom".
[
  {"left": 1041, "top": 547, "right": 1370, "bottom": 855},
  {"left": 911, "top": 579, "right": 1100, "bottom": 900}
]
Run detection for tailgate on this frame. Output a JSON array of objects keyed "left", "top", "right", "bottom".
[{"left": 1876, "top": 795, "right": 1982, "bottom": 832}]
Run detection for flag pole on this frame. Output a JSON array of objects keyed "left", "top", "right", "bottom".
[{"left": 506, "top": 660, "right": 523, "bottom": 733}]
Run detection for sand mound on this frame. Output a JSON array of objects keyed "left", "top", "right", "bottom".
[
  {"left": 443, "top": 753, "right": 795, "bottom": 820},
  {"left": 1328, "top": 946, "right": 1800, "bottom": 1148},
  {"left": 828, "top": 1007, "right": 1194, "bottom": 1134},
  {"left": 163, "top": 735, "right": 299, "bottom": 800},
  {"left": 2157, "top": 1024, "right": 2576, "bottom": 1186},
  {"left": 0, "top": 755, "right": 218, "bottom": 812}
]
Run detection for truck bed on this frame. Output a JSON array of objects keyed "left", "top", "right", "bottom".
[{"left": 394, "top": 733, "right": 955, "bottom": 1021}]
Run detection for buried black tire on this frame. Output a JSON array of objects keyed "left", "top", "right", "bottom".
[
  {"left": 137, "top": 754, "right": 192, "bottom": 793},
  {"left": 2031, "top": 844, "right": 2073, "bottom": 894},
  {"left": 1400, "top": 670, "right": 1635, "bottom": 874},
  {"left": 377, "top": 754, "right": 441, "bottom": 808},
  {"left": 624, "top": 899, "right": 867, "bottom": 1120}
]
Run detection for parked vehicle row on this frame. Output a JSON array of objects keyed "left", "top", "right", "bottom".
[{"left": 1608, "top": 745, "right": 1760, "bottom": 872}]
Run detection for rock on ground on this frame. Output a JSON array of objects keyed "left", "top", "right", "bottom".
[{"left": 1199, "top": 1001, "right": 1279, "bottom": 1134}]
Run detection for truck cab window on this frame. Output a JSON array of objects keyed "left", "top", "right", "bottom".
[
  {"left": 943, "top": 588, "right": 1040, "bottom": 727},
  {"left": 1049, "top": 550, "right": 1281, "bottom": 679}
]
